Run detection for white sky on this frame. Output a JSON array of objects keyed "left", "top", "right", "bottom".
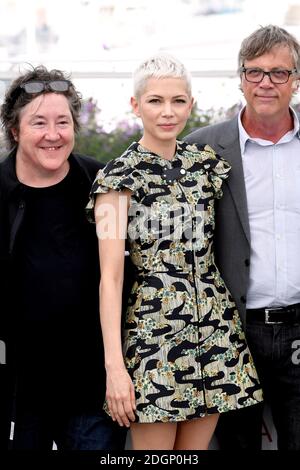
[
  {"left": 1, "top": 0, "right": 299, "bottom": 62},
  {"left": 0, "top": 0, "right": 300, "bottom": 123}
]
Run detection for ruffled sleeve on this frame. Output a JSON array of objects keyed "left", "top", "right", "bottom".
[
  {"left": 86, "top": 156, "right": 144, "bottom": 222},
  {"left": 203, "top": 144, "right": 231, "bottom": 199}
]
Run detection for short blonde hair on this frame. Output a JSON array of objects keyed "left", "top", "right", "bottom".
[{"left": 133, "top": 53, "right": 192, "bottom": 99}]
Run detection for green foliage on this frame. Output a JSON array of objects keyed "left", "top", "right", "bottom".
[
  {"left": 0, "top": 97, "right": 244, "bottom": 162},
  {"left": 75, "top": 122, "right": 143, "bottom": 164},
  {"left": 74, "top": 98, "right": 243, "bottom": 163}
]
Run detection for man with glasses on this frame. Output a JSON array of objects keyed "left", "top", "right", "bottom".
[
  {"left": 184, "top": 25, "right": 300, "bottom": 450},
  {"left": 0, "top": 66, "right": 126, "bottom": 450}
]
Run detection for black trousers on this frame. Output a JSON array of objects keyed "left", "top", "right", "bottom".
[
  {"left": 216, "top": 319, "right": 300, "bottom": 450},
  {"left": 215, "top": 402, "right": 264, "bottom": 450},
  {"left": 0, "top": 364, "right": 13, "bottom": 450}
]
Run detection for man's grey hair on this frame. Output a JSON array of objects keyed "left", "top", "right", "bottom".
[
  {"left": 238, "top": 24, "right": 300, "bottom": 71},
  {"left": 133, "top": 53, "right": 192, "bottom": 99}
]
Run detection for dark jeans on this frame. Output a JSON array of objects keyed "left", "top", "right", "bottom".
[
  {"left": 216, "top": 320, "right": 300, "bottom": 450},
  {"left": 11, "top": 407, "right": 127, "bottom": 450}
]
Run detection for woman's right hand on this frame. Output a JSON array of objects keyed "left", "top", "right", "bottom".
[{"left": 106, "top": 367, "right": 136, "bottom": 427}]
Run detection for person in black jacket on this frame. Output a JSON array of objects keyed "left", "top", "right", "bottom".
[{"left": 0, "top": 66, "right": 126, "bottom": 450}]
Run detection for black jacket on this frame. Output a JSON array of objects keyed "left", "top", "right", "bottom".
[
  {"left": 0, "top": 150, "right": 103, "bottom": 259},
  {"left": 0, "top": 151, "right": 105, "bottom": 414}
]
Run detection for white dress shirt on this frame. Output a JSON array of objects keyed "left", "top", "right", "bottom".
[{"left": 238, "top": 108, "right": 300, "bottom": 308}]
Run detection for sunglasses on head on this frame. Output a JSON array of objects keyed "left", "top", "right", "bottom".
[{"left": 19, "top": 79, "right": 72, "bottom": 94}]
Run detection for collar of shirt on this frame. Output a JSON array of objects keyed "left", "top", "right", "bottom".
[{"left": 238, "top": 106, "right": 300, "bottom": 155}]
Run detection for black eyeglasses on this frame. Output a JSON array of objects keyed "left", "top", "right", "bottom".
[
  {"left": 19, "top": 80, "right": 72, "bottom": 94},
  {"left": 241, "top": 67, "right": 298, "bottom": 84}
]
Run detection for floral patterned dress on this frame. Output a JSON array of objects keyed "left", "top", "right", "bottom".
[{"left": 88, "top": 141, "right": 263, "bottom": 423}]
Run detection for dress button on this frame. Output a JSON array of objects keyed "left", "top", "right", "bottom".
[
  {"left": 244, "top": 259, "right": 250, "bottom": 267},
  {"left": 240, "top": 295, "right": 246, "bottom": 304},
  {"left": 180, "top": 168, "right": 186, "bottom": 175}
]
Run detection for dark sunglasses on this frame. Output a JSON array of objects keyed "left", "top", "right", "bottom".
[{"left": 19, "top": 79, "right": 72, "bottom": 94}]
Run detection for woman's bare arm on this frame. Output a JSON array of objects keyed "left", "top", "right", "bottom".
[{"left": 95, "top": 189, "right": 136, "bottom": 427}]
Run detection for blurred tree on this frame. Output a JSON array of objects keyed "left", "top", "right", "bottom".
[{"left": 74, "top": 102, "right": 237, "bottom": 162}]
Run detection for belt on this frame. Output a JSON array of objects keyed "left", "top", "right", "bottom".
[{"left": 246, "top": 303, "right": 300, "bottom": 325}]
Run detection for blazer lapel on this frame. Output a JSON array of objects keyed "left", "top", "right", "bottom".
[{"left": 216, "top": 118, "right": 250, "bottom": 244}]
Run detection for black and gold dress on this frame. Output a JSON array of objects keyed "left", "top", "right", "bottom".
[{"left": 88, "top": 141, "right": 263, "bottom": 423}]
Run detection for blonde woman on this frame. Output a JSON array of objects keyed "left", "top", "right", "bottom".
[{"left": 88, "top": 53, "right": 263, "bottom": 450}]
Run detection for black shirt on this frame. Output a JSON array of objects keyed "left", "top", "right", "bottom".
[{"left": 12, "top": 161, "right": 104, "bottom": 410}]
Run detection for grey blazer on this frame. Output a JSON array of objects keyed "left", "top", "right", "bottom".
[{"left": 184, "top": 116, "right": 250, "bottom": 326}]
